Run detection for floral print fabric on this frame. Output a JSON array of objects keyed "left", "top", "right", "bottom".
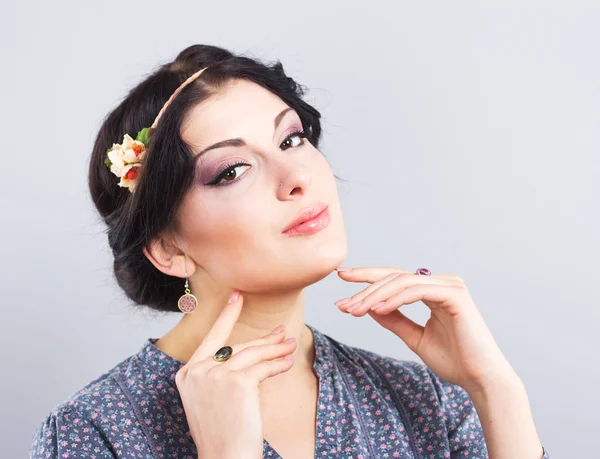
[{"left": 30, "top": 324, "right": 549, "bottom": 458}]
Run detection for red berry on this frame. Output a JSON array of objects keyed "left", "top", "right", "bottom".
[
  {"left": 125, "top": 167, "right": 138, "bottom": 180},
  {"left": 132, "top": 143, "right": 143, "bottom": 156}
]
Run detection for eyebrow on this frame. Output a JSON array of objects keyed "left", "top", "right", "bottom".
[{"left": 194, "top": 107, "right": 295, "bottom": 160}]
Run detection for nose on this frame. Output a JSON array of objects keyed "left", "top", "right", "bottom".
[{"left": 276, "top": 162, "right": 312, "bottom": 200}]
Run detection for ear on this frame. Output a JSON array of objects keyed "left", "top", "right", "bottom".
[{"left": 142, "top": 233, "right": 195, "bottom": 278}]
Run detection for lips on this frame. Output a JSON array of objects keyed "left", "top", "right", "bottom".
[{"left": 282, "top": 202, "right": 329, "bottom": 234}]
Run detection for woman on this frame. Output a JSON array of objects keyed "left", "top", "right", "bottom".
[{"left": 30, "top": 44, "right": 549, "bottom": 459}]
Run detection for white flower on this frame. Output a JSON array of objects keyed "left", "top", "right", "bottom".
[
  {"left": 107, "top": 144, "right": 126, "bottom": 176},
  {"left": 119, "top": 164, "right": 141, "bottom": 191},
  {"left": 121, "top": 134, "right": 147, "bottom": 163},
  {"left": 105, "top": 132, "right": 147, "bottom": 192}
]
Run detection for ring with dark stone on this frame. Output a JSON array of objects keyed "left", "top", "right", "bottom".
[{"left": 213, "top": 346, "right": 233, "bottom": 362}]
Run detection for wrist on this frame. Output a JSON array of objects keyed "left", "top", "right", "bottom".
[
  {"left": 465, "top": 368, "right": 525, "bottom": 404},
  {"left": 465, "top": 372, "right": 545, "bottom": 459}
]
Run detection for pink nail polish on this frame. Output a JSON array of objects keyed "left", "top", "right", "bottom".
[
  {"left": 271, "top": 325, "right": 285, "bottom": 334},
  {"left": 334, "top": 298, "right": 352, "bottom": 306},
  {"left": 370, "top": 302, "right": 386, "bottom": 310},
  {"left": 228, "top": 290, "right": 240, "bottom": 303},
  {"left": 336, "top": 267, "right": 351, "bottom": 272},
  {"left": 346, "top": 300, "right": 362, "bottom": 312}
]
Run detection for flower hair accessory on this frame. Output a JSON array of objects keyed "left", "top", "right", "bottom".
[
  {"left": 104, "top": 66, "right": 209, "bottom": 192},
  {"left": 104, "top": 128, "right": 150, "bottom": 192}
]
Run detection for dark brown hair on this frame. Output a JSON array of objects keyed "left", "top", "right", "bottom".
[{"left": 88, "top": 45, "right": 322, "bottom": 312}]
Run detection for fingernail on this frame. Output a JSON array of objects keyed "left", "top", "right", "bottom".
[
  {"left": 271, "top": 325, "right": 285, "bottom": 334},
  {"left": 283, "top": 337, "right": 296, "bottom": 344},
  {"left": 334, "top": 298, "right": 352, "bottom": 306},
  {"left": 228, "top": 289, "right": 240, "bottom": 303},
  {"left": 370, "top": 302, "right": 386, "bottom": 310},
  {"left": 336, "top": 267, "right": 351, "bottom": 272},
  {"left": 346, "top": 300, "right": 362, "bottom": 312}
]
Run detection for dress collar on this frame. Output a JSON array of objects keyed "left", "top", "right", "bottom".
[
  {"left": 306, "top": 323, "right": 335, "bottom": 378},
  {"left": 136, "top": 322, "right": 335, "bottom": 388}
]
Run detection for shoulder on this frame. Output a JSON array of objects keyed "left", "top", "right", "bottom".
[
  {"left": 52, "top": 355, "right": 133, "bottom": 418},
  {"left": 29, "top": 354, "right": 147, "bottom": 458}
]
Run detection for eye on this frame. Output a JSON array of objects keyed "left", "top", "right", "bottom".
[
  {"left": 206, "top": 162, "right": 251, "bottom": 187},
  {"left": 205, "top": 130, "right": 307, "bottom": 187},
  {"left": 280, "top": 130, "right": 307, "bottom": 150}
]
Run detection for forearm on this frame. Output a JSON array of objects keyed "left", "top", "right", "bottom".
[{"left": 466, "top": 371, "right": 545, "bottom": 459}]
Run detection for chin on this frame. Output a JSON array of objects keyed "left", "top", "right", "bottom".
[{"left": 298, "top": 237, "right": 348, "bottom": 286}]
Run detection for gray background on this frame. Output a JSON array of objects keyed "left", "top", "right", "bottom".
[{"left": 2, "top": 1, "right": 598, "bottom": 457}]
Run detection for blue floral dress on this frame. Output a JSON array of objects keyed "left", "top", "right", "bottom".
[{"left": 30, "top": 324, "right": 550, "bottom": 458}]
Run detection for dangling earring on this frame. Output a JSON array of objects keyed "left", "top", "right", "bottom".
[{"left": 178, "top": 272, "right": 198, "bottom": 314}]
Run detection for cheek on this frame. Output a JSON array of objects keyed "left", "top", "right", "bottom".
[
  {"left": 182, "top": 201, "right": 251, "bottom": 246},
  {"left": 178, "top": 195, "right": 269, "bottom": 269},
  {"left": 310, "top": 146, "right": 332, "bottom": 172},
  {"left": 312, "top": 151, "right": 337, "bottom": 192}
]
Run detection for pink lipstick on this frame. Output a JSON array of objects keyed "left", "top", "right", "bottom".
[{"left": 282, "top": 203, "right": 331, "bottom": 237}]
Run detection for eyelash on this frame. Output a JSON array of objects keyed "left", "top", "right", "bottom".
[{"left": 206, "top": 130, "right": 307, "bottom": 187}]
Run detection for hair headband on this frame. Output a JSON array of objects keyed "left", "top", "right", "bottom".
[{"left": 103, "top": 66, "right": 209, "bottom": 192}]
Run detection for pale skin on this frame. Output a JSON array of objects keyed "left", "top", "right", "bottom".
[{"left": 142, "top": 79, "right": 545, "bottom": 458}]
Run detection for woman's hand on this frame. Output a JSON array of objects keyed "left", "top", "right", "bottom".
[
  {"left": 175, "top": 290, "right": 297, "bottom": 459},
  {"left": 334, "top": 266, "right": 518, "bottom": 394}
]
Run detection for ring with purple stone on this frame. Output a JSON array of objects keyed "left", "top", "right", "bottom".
[{"left": 415, "top": 268, "right": 431, "bottom": 276}]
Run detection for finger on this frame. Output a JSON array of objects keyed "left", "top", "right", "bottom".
[
  {"left": 336, "top": 266, "right": 408, "bottom": 284},
  {"left": 182, "top": 325, "right": 290, "bottom": 378},
  {"left": 334, "top": 272, "right": 402, "bottom": 307},
  {"left": 188, "top": 290, "right": 243, "bottom": 365},
  {"left": 367, "top": 309, "right": 424, "bottom": 353},
  {"left": 343, "top": 276, "right": 457, "bottom": 317},
  {"left": 337, "top": 267, "right": 460, "bottom": 285},
  {"left": 239, "top": 354, "right": 296, "bottom": 384},
  {"left": 370, "top": 284, "right": 465, "bottom": 316},
  {"left": 223, "top": 338, "right": 298, "bottom": 372}
]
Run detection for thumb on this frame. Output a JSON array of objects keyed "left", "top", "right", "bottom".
[{"left": 367, "top": 309, "right": 424, "bottom": 353}]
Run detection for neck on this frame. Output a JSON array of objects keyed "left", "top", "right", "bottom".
[{"left": 155, "top": 288, "right": 316, "bottom": 377}]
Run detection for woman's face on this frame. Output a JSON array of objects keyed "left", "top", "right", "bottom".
[{"left": 175, "top": 79, "right": 347, "bottom": 293}]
